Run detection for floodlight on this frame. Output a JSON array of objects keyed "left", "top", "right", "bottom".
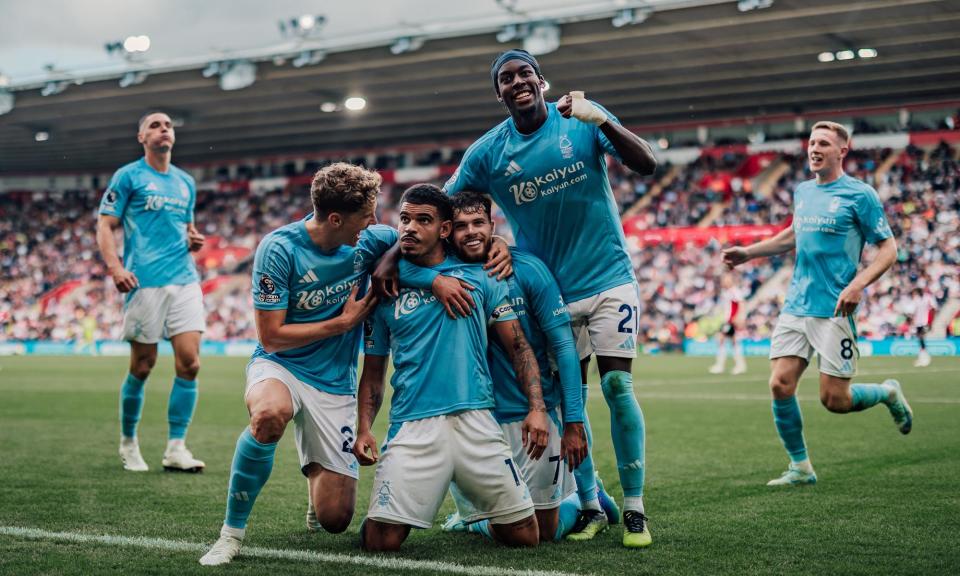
[
  {"left": 219, "top": 61, "right": 256, "bottom": 91},
  {"left": 344, "top": 96, "right": 366, "bottom": 111},
  {"left": 523, "top": 23, "right": 560, "bottom": 56},
  {"left": 0, "top": 90, "right": 14, "bottom": 116}
]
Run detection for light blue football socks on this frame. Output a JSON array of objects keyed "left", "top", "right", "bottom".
[
  {"left": 772, "top": 396, "right": 808, "bottom": 463},
  {"left": 600, "top": 371, "right": 645, "bottom": 501},
  {"left": 224, "top": 428, "right": 277, "bottom": 530},
  {"left": 120, "top": 373, "right": 146, "bottom": 438},
  {"left": 168, "top": 376, "right": 198, "bottom": 440},
  {"left": 850, "top": 383, "right": 889, "bottom": 412}
]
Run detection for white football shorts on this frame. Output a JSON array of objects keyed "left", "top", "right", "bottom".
[
  {"left": 122, "top": 282, "right": 205, "bottom": 343},
  {"left": 245, "top": 358, "right": 359, "bottom": 479},
  {"left": 567, "top": 282, "right": 642, "bottom": 360},
  {"left": 769, "top": 313, "right": 859, "bottom": 378},
  {"left": 366, "top": 409, "right": 534, "bottom": 528},
  {"left": 495, "top": 408, "right": 575, "bottom": 510}
]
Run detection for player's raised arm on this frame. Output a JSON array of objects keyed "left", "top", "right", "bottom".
[
  {"left": 255, "top": 284, "right": 377, "bottom": 354},
  {"left": 723, "top": 225, "right": 796, "bottom": 269},
  {"left": 96, "top": 214, "right": 138, "bottom": 292},
  {"left": 354, "top": 353, "right": 387, "bottom": 466},
  {"left": 557, "top": 91, "right": 657, "bottom": 175},
  {"left": 493, "top": 318, "right": 549, "bottom": 459}
]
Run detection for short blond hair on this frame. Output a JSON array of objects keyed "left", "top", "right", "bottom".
[
  {"left": 811, "top": 121, "right": 850, "bottom": 145},
  {"left": 310, "top": 162, "right": 382, "bottom": 217}
]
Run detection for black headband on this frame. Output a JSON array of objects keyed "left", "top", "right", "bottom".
[{"left": 490, "top": 49, "right": 542, "bottom": 93}]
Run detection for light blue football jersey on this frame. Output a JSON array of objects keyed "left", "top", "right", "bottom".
[
  {"left": 98, "top": 158, "right": 199, "bottom": 288},
  {"left": 400, "top": 250, "right": 576, "bottom": 424},
  {"left": 785, "top": 174, "right": 893, "bottom": 318},
  {"left": 250, "top": 218, "right": 397, "bottom": 395},
  {"left": 444, "top": 101, "right": 636, "bottom": 303},
  {"left": 364, "top": 258, "right": 517, "bottom": 423}
]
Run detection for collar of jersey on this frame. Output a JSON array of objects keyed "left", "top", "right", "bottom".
[{"left": 509, "top": 101, "right": 556, "bottom": 139}]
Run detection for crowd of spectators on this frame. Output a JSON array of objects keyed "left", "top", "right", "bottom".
[{"left": 1, "top": 140, "right": 957, "bottom": 348}]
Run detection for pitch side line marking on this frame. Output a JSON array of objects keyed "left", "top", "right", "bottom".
[
  {"left": 635, "top": 392, "right": 960, "bottom": 404},
  {"left": 634, "top": 367, "right": 960, "bottom": 387},
  {"left": 0, "top": 526, "right": 588, "bottom": 576}
]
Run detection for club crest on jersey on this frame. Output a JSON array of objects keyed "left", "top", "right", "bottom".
[
  {"left": 829, "top": 197, "right": 841, "bottom": 213},
  {"left": 258, "top": 275, "right": 280, "bottom": 303},
  {"left": 559, "top": 135, "right": 574, "bottom": 159},
  {"left": 353, "top": 251, "right": 366, "bottom": 273},
  {"left": 178, "top": 182, "right": 190, "bottom": 198}
]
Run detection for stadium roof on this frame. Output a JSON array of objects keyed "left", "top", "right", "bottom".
[{"left": 1, "top": 0, "right": 958, "bottom": 174}]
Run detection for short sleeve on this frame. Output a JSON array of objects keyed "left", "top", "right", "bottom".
[
  {"left": 251, "top": 236, "right": 291, "bottom": 310},
  {"left": 363, "top": 309, "right": 390, "bottom": 356},
  {"left": 99, "top": 169, "right": 133, "bottom": 218},
  {"left": 485, "top": 276, "right": 517, "bottom": 324},
  {"left": 593, "top": 101, "right": 623, "bottom": 162},
  {"left": 444, "top": 146, "right": 489, "bottom": 195},
  {"left": 184, "top": 174, "right": 197, "bottom": 224},
  {"left": 857, "top": 186, "right": 892, "bottom": 244},
  {"left": 517, "top": 253, "right": 570, "bottom": 330},
  {"left": 398, "top": 258, "right": 441, "bottom": 290},
  {"left": 357, "top": 224, "right": 399, "bottom": 266}
]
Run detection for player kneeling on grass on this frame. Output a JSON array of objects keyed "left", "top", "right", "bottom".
[
  {"left": 427, "top": 191, "right": 619, "bottom": 542},
  {"left": 723, "top": 121, "right": 913, "bottom": 487},
  {"left": 200, "top": 163, "right": 392, "bottom": 566},
  {"left": 354, "top": 185, "right": 549, "bottom": 551}
]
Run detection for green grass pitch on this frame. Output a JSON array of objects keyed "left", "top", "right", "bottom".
[{"left": 1, "top": 354, "right": 958, "bottom": 575}]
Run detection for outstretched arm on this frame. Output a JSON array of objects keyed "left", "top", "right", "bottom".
[{"left": 723, "top": 225, "right": 796, "bottom": 268}]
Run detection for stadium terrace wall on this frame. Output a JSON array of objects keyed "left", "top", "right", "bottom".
[
  {"left": 683, "top": 338, "right": 960, "bottom": 357},
  {"left": 1, "top": 338, "right": 959, "bottom": 357}
]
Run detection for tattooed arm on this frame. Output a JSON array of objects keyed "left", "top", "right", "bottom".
[
  {"left": 353, "top": 354, "right": 387, "bottom": 465},
  {"left": 493, "top": 319, "right": 549, "bottom": 459}
]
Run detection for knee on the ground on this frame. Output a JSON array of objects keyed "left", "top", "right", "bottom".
[
  {"left": 362, "top": 522, "right": 407, "bottom": 552},
  {"left": 315, "top": 505, "right": 353, "bottom": 534},
  {"left": 492, "top": 514, "right": 540, "bottom": 547}
]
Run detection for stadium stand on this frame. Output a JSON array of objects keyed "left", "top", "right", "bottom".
[{"left": 1, "top": 132, "right": 957, "bottom": 347}]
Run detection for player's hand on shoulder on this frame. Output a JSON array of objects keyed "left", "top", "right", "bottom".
[
  {"left": 353, "top": 430, "right": 379, "bottom": 465},
  {"left": 485, "top": 237, "right": 513, "bottom": 280},
  {"left": 187, "top": 227, "right": 205, "bottom": 252},
  {"left": 521, "top": 409, "right": 550, "bottom": 460},
  {"left": 560, "top": 422, "right": 587, "bottom": 472},
  {"left": 340, "top": 285, "right": 379, "bottom": 328},
  {"left": 432, "top": 275, "right": 476, "bottom": 318},
  {"left": 721, "top": 246, "right": 749, "bottom": 269},
  {"left": 109, "top": 266, "right": 138, "bottom": 293}
]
